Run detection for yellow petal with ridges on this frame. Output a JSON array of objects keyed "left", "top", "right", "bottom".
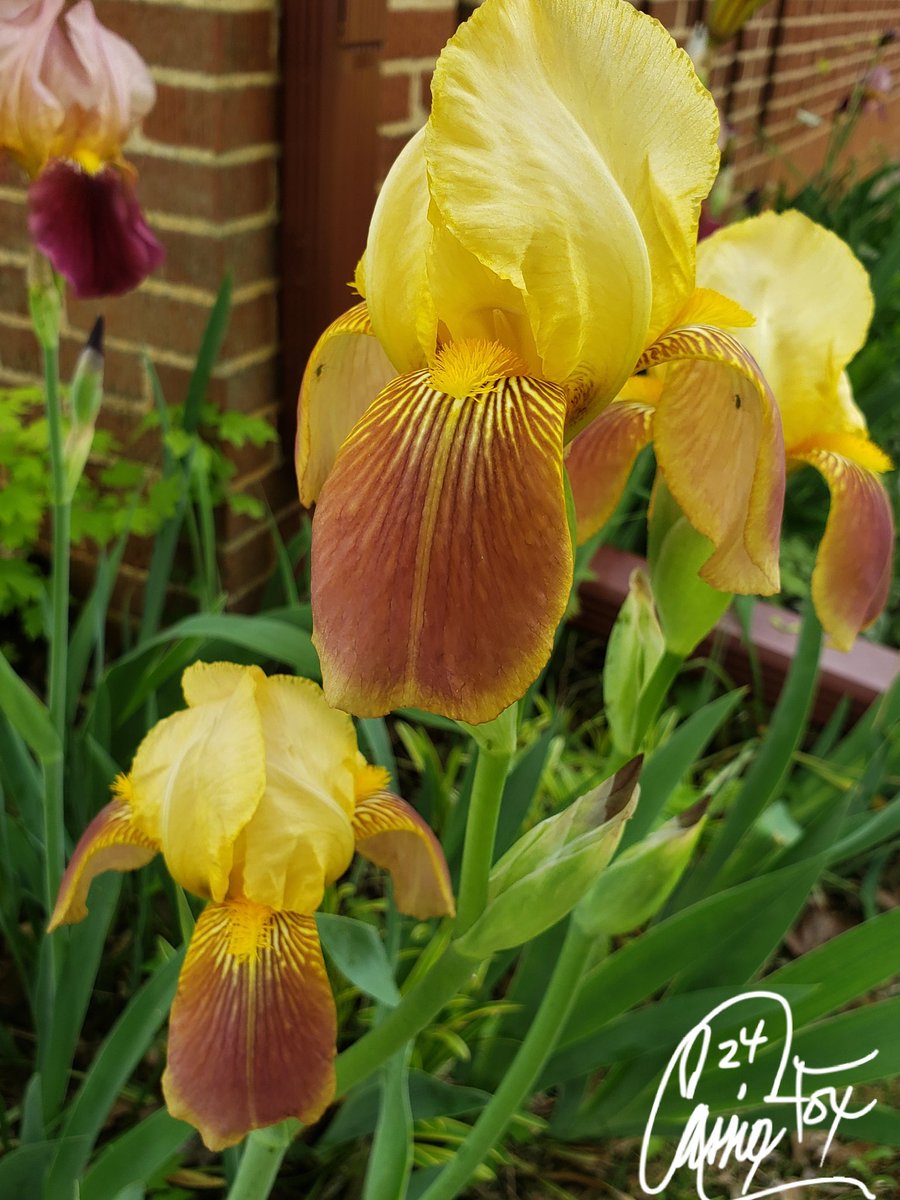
[
  {"left": 295, "top": 302, "right": 396, "bottom": 506},
  {"left": 669, "top": 287, "right": 756, "bottom": 331},
  {"left": 697, "top": 211, "right": 875, "bottom": 452},
  {"left": 234, "top": 675, "right": 357, "bottom": 913},
  {"left": 427, "top": 0, "right": 718, "bottom": 417},
  {"left": 129, "top": 669, "right": 266, "bottom": 902},
  {"left": 364, "top": 129, "right": 437, "bottom": 373},
  {"left": 181, "top": 661, "right": 262, "bottom": 708}
]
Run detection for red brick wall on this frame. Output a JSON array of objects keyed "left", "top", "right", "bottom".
[
  {"left": 377, "top": 0, "right": 457, "bottom": 184},
  {"left": 0, "top": 0, "right": 288, "bottom": 612}
]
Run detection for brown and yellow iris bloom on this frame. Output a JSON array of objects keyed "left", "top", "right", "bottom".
[
  {"left": 296, "top": 0, "right": 784, "bottom": 725},
  {"left": 696, "top": 211, "right": 894, "bottom": 647},
  {"left": 569, "top": 210, "right": 893, "bottom": 649},
  {"left": 49, "top": 662, "right": 454, "bottom": 1150}
]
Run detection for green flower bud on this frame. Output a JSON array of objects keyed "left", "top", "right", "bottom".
[{"left": 454, "top": 759, "right": 641, "bottom": 959}]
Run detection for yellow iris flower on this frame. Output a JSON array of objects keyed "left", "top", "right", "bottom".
[
  {"left": 570, "top": 210, "right": 894, "bottom": 650},
  {"left": 50, "top": 663, "right": 454, "bottom": 1150},
  {"left": 295, "top": 0, "right": 784, "bottom": 725},
  {"left": 697, "top": 211, "right": 894, "bottom": 647}
]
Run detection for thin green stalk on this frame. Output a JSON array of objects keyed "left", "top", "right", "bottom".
[
  {"left": 226, "top": 1123, "right": 292, "bottom": 1200},
  {"left": 419, "top": 919, "right": 592, "bottom": 1200},
  {"left": 43, "top": 339, "right": 69, "bottom": 917},
  {"left": 454, "top": 742, "right": 513, "bottom": 934},
  {"left": 334, "top": 944, "right": 474, "bottom": 1098}
]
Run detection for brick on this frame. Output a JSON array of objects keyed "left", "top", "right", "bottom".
[
  {"left": 143, "top": 84, "right": 276, "bottom": 153},
  {"left": 220, "top": 523, "right": 276, "bottom": 593},
  {"left": 93, "top": 2, "right": 276, "bottom": 74},
  {"left": 217, "top": 461, "right": 299, "bottom": 544},
  {"left": 65, "top": 288, "right": 278, "bottom": 364},
  {"left": 379, "top": 72, "right": 414, "bottom": 124},
  {"left": 152, "top": 223, "right": 277, "bottom": 291},
  {"left": 383, "top": 9, "right": 455, "bottom": 58},
  {"left": 132, "top": 154, "right": 277, "bottom": 223}
]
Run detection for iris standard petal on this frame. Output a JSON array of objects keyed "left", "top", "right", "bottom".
[
  {"left": 163, "top": 899, "right": 336, "bottom": 1150},
  {"left": 48, "top": 789, "right": 157, "bottom": 930},
  {"left": 295, "top": 302, "right": 396, "bottom": 506},
  {"left": 642, "top": 324, "right": 785, "bottom": 595},
  {"left": 235, "top": 675, "right": 357, "bottom": 912},
  {"left": 364, "top": 129, "right": 437, "bottom": 373},
  {"left": 792, "top": 445, "right": 895, "bottom": 650},
  {"left": 128, "top": 668, "right": 266, "bottom": 901},
  {"left": 352, "top": 790, "right": 456, "bottom": 920},
  {"left": 311, "top": 357, "right": 572, "bottom": 723},
  {"left": 427, "top": 0, "right": 718, "bottom": 415},
  {"left": 696, "top": 211, "right": 874, "bottom": 451},
  {"left": 49, "top": 0, "right": 156, "bottom": 164},
  {"left": 567, "top": 398, "right": 656, "bottom": 544},
  {"left": 0, "top": 0, "right": 65, "bottom": 174}
]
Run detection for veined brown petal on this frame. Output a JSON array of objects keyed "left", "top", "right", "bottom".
[
  {"left": 566, "top": 400, "right": 655, "bottom": 543},
  {"left": 311, "top": 368, "right": 572, "bottom": 723},
  {"left": 641, "top": 325, "right": 784, "bottom": 595},
  {"left": 163, "top": 899, "right": 336, "bottom": 1151},
  {"left": 791, "top": 448, "right": 894, "bottom": 650},
  {"left": 353, "top": 791, "right": 455, "bottom": 920},
  {"left": 295, "top": 302, "right": 396, "bottom": 506},
  {"left": 48, "top": 793, "right": 158, "bottom": 931}
]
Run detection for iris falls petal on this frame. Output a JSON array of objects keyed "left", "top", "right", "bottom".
[
  {"left": 311, "top": 363, "right": 572, "bottom": 723},
  {"left": 163, "top": 899, "right": 336, "bottom": 1150}
]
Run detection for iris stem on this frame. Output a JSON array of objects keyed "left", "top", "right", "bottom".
[
  {"left": 454, "top": 738, "right": 513, "bottom": 934},
  {"left": 227, "top": 1123, "right": 293, "bottom": 1200},
  {"left": 418, "top": 918, "right": 592, "bottom": 1200},
  {"left": 43, "top": 338, "right": 69, "bottom": 951},
  {"left": 335, "top": 943, "right": 475, "bottom": 1097}
]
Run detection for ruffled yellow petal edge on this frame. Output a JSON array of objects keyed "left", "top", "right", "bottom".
[
  {"left": 163, "top": 899, "right": 336, "bottom": 1150},
  {"left": 48, "top": 791, "right": 158, "bottom": 931},
  {"left": 295, "top": 302, "right": 396, "bottom": 507}
]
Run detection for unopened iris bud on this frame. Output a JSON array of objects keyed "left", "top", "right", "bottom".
[
  {"left": 574, "top": 807, "right": 706, "bottom": 938},
  {"left": 454, "top": 758, "right": 641, "bottom": 959},
  {"left": 647, "top": 477, "right": 731, "bottom": 657},
  {"left": 603, "top": 569, "right": 665, "bottom": 759},
  {"left": 63, "top": 317, "right": 105, "bottom": 500}
]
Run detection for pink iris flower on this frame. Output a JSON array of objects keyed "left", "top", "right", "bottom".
[{"left": 0, "top": 0, "right": 164, "bottom": 297}]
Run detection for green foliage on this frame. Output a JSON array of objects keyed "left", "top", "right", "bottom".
[{"left": 0, "top": 380, "right": 276, "bottom": 638}]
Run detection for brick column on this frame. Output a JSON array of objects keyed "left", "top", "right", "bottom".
[
  {"left": 0, "top": 0, "right": 288, "bottom": 613},
  {"left": 377, "top": 0, "right": 458, "bottom": 185}
]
